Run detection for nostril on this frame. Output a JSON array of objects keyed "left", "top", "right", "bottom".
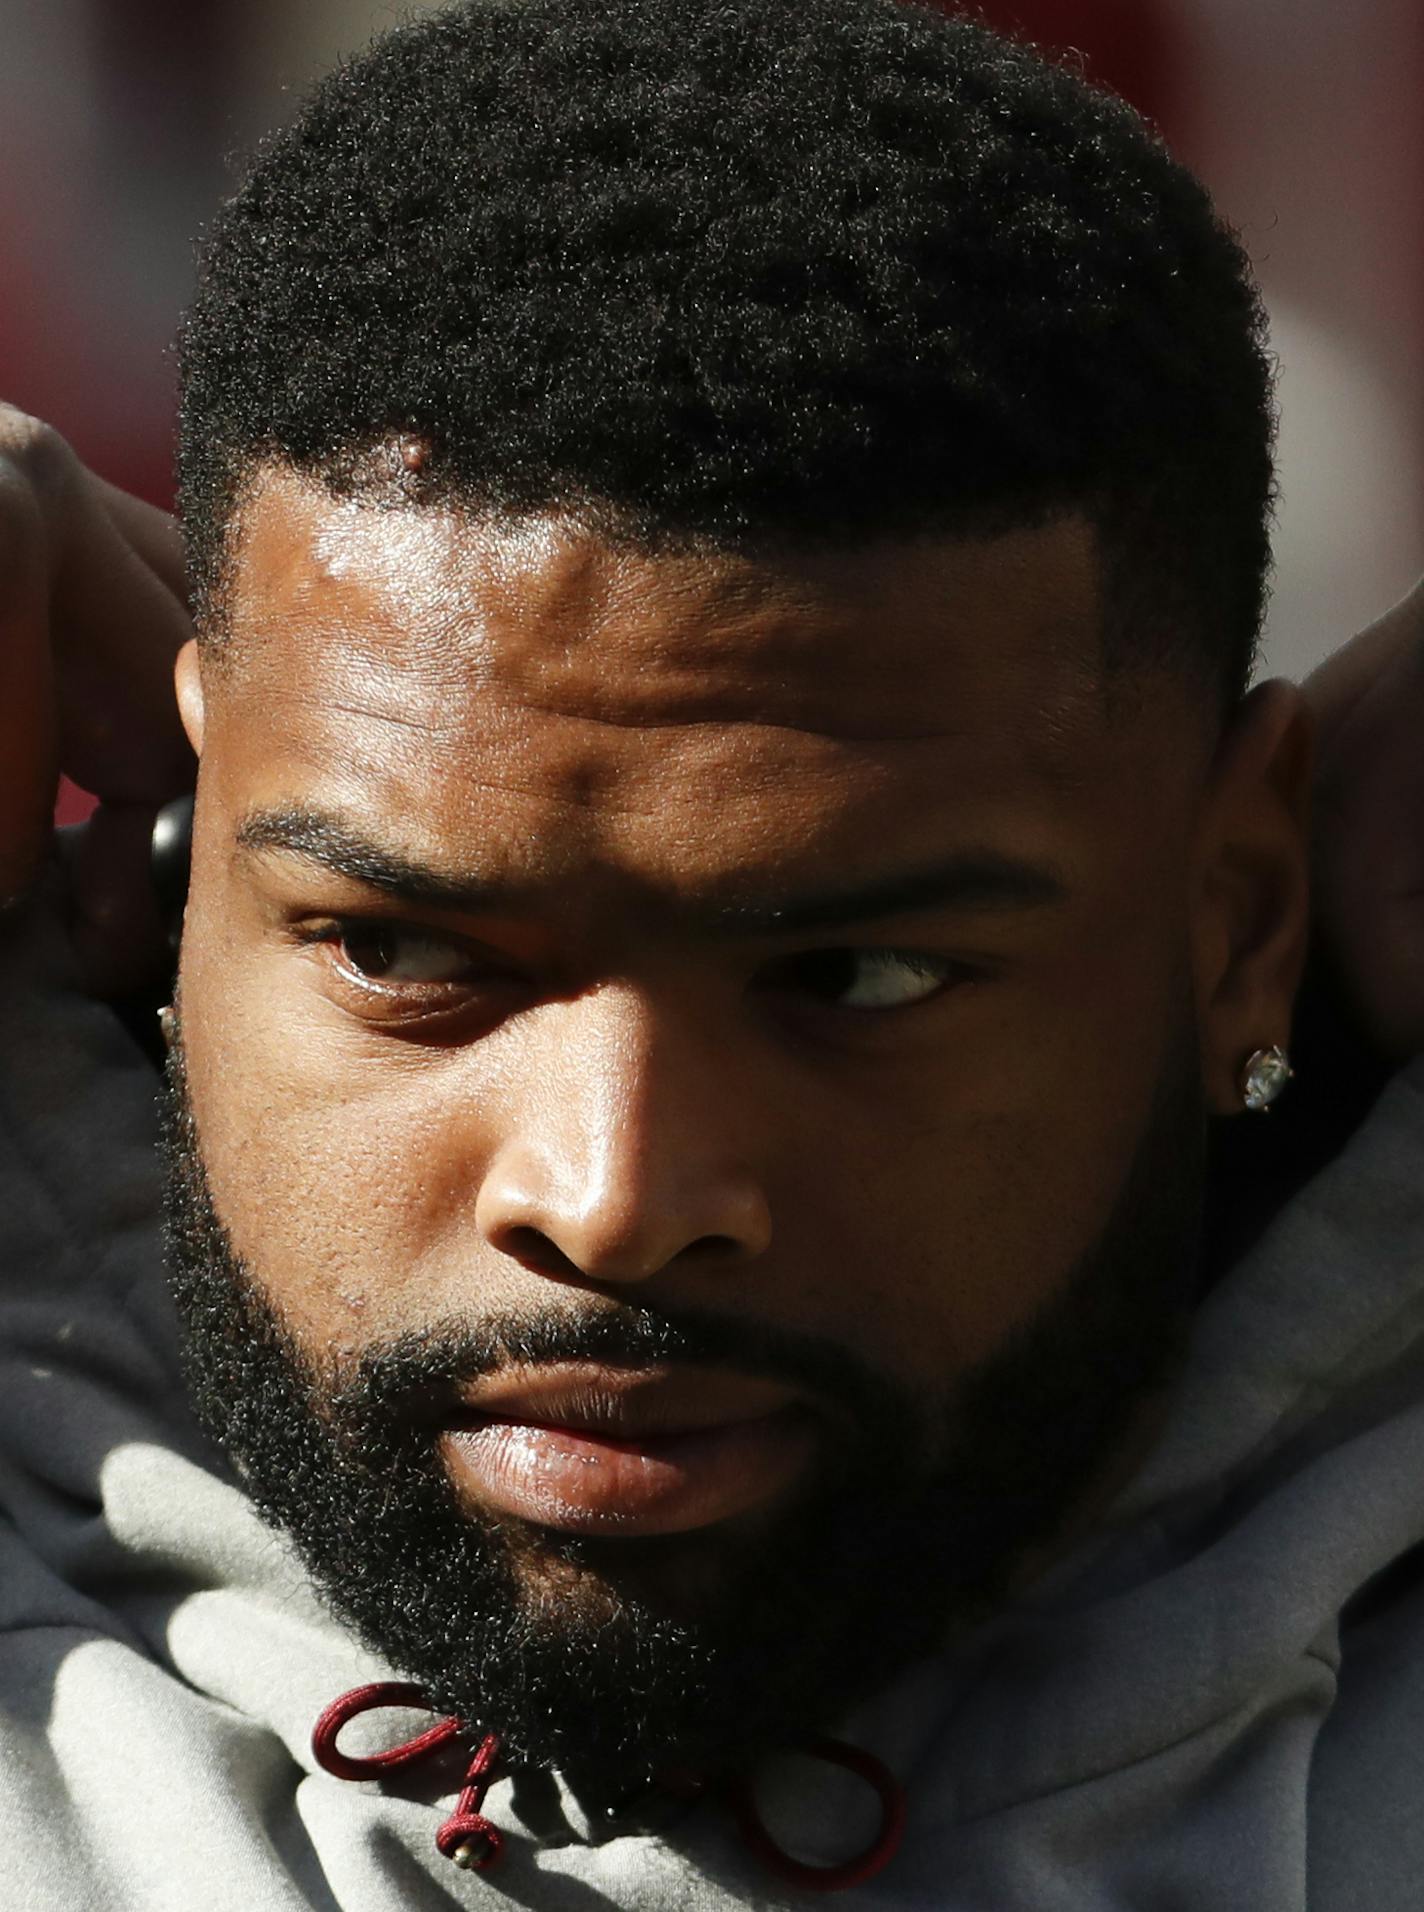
[
  {"left": 494, "top": 1225, "right": 750, "bottom": 1285},
  {"left": 680, "top": 1234, "right": 745, "bottom": 1265},
  {"left": 497, "top": 1226, "right": 585, "bottom": 1280}
]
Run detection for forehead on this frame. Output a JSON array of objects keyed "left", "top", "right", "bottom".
[{"left": 209, "top": 471, "right": 1196, "bottom": 888}]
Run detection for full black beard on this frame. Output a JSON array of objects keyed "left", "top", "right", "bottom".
[{"left": 160, "top": 1033, "right": 1204, "bottom": 1796}]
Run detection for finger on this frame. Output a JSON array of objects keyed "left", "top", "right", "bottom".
[
  {"left": 1303, "top": 577, "right": 1424, "bottom": 746},
  {"left": 1311, "top": 640, "right": 1424, "bottom": 1058},
  {"left": 1317, "top": 844, "right": 1424, "bottom": 1059},
  {"left": 91, "top": 476, "right": 189, "bottom": 607},
  {"left": 49, "top": 465, "right": 196, "bottom": 805}
]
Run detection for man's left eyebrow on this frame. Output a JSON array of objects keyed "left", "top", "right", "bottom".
[{"left": 715, "top": 853, "right": 1069, "bottom": 935}]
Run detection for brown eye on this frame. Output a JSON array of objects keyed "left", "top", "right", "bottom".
[{"left": 337, "top": 924, "right": 474, "bottom": 987}]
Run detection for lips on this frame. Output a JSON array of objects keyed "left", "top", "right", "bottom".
[{"left": 437, "top": 1362, "right": 820, "bottom": 1537}]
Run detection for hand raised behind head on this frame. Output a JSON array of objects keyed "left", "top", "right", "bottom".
[
  {"left": 1305, "top": 580, "right": 1424, "bottom": 1060},
  {"left": 0, "top": 405, "right": 195, "bottom": 992}
]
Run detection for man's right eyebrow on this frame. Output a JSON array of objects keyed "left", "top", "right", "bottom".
[{"left": 234, "top": 808, "right": 511, "bottom": 912}]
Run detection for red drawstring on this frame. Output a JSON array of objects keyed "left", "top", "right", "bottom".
[
  {"left": 311, "top": 1682, "right": 905, "bottom": 1891},
  {"left": 721, "top": 1736, "right": 907, "bottom": 1892},
  {"left": 312, "top": 1682, "right": 503, "bottom": 1871}
]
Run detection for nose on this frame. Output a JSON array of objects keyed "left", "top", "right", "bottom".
[{"left": 473, "top": 986, "right": 773, "bottom": 1287}]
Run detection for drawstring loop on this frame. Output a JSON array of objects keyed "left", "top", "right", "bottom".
[
  {"left": 311, "top": 1681, "right": 504, "bottom": 1872},
  {"left": 312, "top": 1684, "right": 906, "bottom": 1889},
  {"left": 722, "top": 1735, "right": 907, "bottom": 1892}
]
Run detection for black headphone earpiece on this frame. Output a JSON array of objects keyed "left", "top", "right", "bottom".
[{"left": 150, "top": 794, "right": 195, "bottom": 952}]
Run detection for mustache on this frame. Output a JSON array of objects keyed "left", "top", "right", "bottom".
[{"left": 316, "top": 1298, "right": 920, "bottom": 1447}]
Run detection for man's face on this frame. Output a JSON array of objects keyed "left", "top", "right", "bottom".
[{"left": 167, "top": 470, "right": 1240, "bottom": 1785}]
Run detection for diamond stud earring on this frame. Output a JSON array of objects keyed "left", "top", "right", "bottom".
[{"left": 1240, "top": 1044, "right": 1292, "bottom": 1112}]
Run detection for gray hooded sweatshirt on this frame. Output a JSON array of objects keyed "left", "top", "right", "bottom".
[{"left": 1, "top": 896, "right": 1422, "bottom": 1911}]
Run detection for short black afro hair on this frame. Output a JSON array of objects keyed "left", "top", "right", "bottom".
[{"left": 179, "top": 0, "right": 1274, "bottom": 704}]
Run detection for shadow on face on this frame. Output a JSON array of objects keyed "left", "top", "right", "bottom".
[{"left": 162, "top": 467, "right": 1310, "bottom": 1773}]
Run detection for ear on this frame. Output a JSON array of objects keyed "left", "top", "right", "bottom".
[
  {"left": 175, "top": 639, "right": 206, "bottom": 754},
  {"left": 1191, "top": 680, "right": 1313, "bottom": 1116}
]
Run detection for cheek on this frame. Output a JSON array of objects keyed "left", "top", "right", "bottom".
[
  {"left": 793, "top": 924, "right": 1193, "bottom": 1390},
  {"left": 179, "top": 923, "right": 503, "bottom": 1347}
]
